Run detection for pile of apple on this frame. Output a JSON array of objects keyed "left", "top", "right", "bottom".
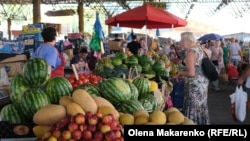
[{"left": 41, "top": 111, "right": 124, "bottom": 141}]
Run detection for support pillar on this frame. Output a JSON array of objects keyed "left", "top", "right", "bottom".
[
  {"left": 77, "top": 2, "right": 84, "bottom": 33},
  {"left": 7, "top": 18, "right": 11, "bottom": 40},
  {"left": 33, "top": 0, "right": 41, "bottom": 24}
]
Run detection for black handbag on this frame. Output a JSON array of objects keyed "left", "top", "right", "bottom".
[{"left": 201, "top": 48, "right": 219, "bottom": 81}]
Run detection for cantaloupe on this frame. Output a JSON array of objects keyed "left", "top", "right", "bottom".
[
  {"left": 33, "top": 104, "right": 66, "bottom": 126},
  {"left": 59, "top": 96, "right": 73, "bottom": 107},
  {"left": 97, "top": 106, "right": 120, "bottom": 120},
  {"left": 167, "top": 111, "right": 184, "bottom": 124},
  {"left": 66, "top": 102, "right": 85, "bottom": 116},
  {"left": 93, "top": 96, "right": 115, "bottom": 109},
  {"left": 72, "top": 89, "right": 98, "bottom": 113}
]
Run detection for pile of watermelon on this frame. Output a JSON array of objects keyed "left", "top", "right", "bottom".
[
  {"left": 97, "top": 77, "right": 159, "bottom": 115},
  {"left": 0, "top": 58, "right": 73, "bottom": 124}
]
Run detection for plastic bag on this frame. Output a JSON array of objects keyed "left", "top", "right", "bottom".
[
  {"left": 0, "top": 67, "right": 10, "bottom": 86},
  {"left": 229, "top": 86, "right": 247, "bottom": 122},
  {"left": 89, "top": 32, "right": 101, "bottom": 51}
]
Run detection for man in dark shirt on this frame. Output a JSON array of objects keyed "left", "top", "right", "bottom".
[{"left": 126, "top": 35, "right": 141, "bottom": 55}]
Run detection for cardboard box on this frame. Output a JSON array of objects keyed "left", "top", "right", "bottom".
[
  {"left": 0, "top": 54, "right": 27, "bottom": 64},
  {"left": 108, "top": 41, "right": 122, "bottom": 51},
  {"left": 64, "top": 48, "right": 74, "bottom": 60},
  {"left": 3, "top": 62, "right": 26, "bottom": 77}
]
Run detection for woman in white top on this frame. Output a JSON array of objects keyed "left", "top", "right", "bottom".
[{"left": 228, "top": 38, "right": 242, "bottom": 67}]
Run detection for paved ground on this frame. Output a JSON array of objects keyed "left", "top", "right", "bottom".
[{"left": 208, "top": 82, "right": 250, "bottom": 125}]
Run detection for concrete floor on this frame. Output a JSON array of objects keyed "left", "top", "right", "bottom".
[{"left": 208, "top": 82, "right": 250, "bottom": 125}]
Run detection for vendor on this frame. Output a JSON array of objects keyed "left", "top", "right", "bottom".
[
  {"left": 70, "top": 48, "right": 90, "bottom": 72},
  {"left": 32, "top": 27, "right": 65, "bottom": 78}
]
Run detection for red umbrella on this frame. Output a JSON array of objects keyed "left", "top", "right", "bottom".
[{"left": 105, "top": 4, "right": 187, "bottom": 29}]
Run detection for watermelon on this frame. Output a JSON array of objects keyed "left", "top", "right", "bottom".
[
  {"left": 112, "top": 58, "right": 123, "bottom": 67},
  {"left": 117, "top": 99, "right": 144, "bottom": 114},
  {"left": 139, "top": 93, "right": 158, "bottom": 114},
  {"left": 139, "top": 55, "right": 153, "bottom": 65},
  {"left": 125, "top": 55, "right": 138, "bottom": 67},
  {"left": 115, "top": 51, "right": 127, "bottom": 60},
  {"left": 124, "top": 79, "right": 139, "bottom": 100},
  {"left": 152, "top": 60, "right": 165, "bottom": 72},
  {"left": 45, "top": 76, "right": 73, "bottom": 104},
  {"left": 98, "top": 77, "right": 131, "bottom": 105},
  {"left": 23, "top": 58, "right": 51, "bottom": 88},
  {"left": 130, "top": 64, "right": 142, "bottom": 74},
  {"left": 118, "top": 64, "right": 128, "bottom": 69},
  {"left": 9, "top": 74, "right": 29, "bottom": 105},
  {"left": 141, "top": 63, "right": 151, "bottom": 73},
  {"left": 20, "top": 88, "right": 51, "bottom": 119},
  {"left": 0, "top": 104, "right": 26, "bottom": 124},
  {"left": 76, "top": 83, "right": 101, "bottom": 97},
  {"left": 132, "top": 77, "right": 151, "bottom": 97},
  {"left": 157, "top": 68, "right": 169, "bottom": 77}
]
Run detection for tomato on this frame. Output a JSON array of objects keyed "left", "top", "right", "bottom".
[
  {"left": 80, "top": 78, "right": 88, "bottom": 84},
  {"left": 77, "top": 80, "right": 83, "bottom": 85},
  {"left": 68, "top": 78, "right": 75, "bottom": 84},
  {"left": 73, "top": 83, "right": 78, "bottom": 89}
]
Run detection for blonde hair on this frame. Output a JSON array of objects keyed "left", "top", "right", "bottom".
[{"left": 181, "top": 32, "right": 196, "bottom": 45}]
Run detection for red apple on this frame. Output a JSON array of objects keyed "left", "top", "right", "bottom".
[
  {"left": 58, "top": 139, "right": 67, "bottom": 141},
  {"left": 52, "top": 130, "right": 61, "bottom": 138},
  {"left": 93, "top": 131, "right": 104, "bottom": 140},
  {"left": 95, "top": 112, "right": 103, "bottom": 119},
  {"left": 100, "top": 124, "right": 111, "bottom": 133},
  {"left": 110, "top": 120, "right": 118, "bottom": 130},
  {"left": 102, "top": 115, "right": 113, "bottom": 125},
  {"left": 72, "top": 130, "right": 82, "bottom": 140},
  {"left": 88, "top": 116, "right": 98, "bottom": 125},
  {"left": 67, "top": 139, "right": 76, "bottom": 141},
  {"left": 114, "top": 130, "right": 122, "bottom": 138},
  {"left": 113, "top": 137, "right": 124, "bottom": 141},
  {"left": 68, "top": 122, "right": 78, "bottom": 132},
  {"left": 105, "top": 131, "right": 115, "bottom": 141},
  {"left": 75, "top": 113, "right": 85, "bottom": 124},
  {"left": 50, "top": 124, "right": 57, "bottom": 132},
  {"left": 79, "top": 124, "right": 87, "bottom": 132},
  {"left": 82, "top": 130, "right": 92, "bottom": 140},
  {"left": 107, "top": 114, "right": 115, "bottom": 121},
  {"left": 87, "top": 124, "right": 97, "bottom": 132},
  {"left": 85, "top": 111, "right": 93, "bottom": 119},
  {"left": 41, "top": 131, "right": 52, "bottom": 140},
  {"left": 57, "top": 117, "right": 70, "bottom": 130},
  {"left": 62, "top": 130, "right": 72, "bottom": 140}
]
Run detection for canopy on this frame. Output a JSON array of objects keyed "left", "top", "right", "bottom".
[
  {"left": 198, "top": 33, "right": 223, "bottom": 42},
  {"left": 105, "top": 4, "right": 187, "bottom": 29}
]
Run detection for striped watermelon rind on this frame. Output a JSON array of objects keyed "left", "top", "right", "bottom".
[
  {"left": 98, "top": 77, "right": 131, "bottom": 105},
  {"left": 124, "top": 79, "right": 139, "bottom": 100},
  {"left": 20, "top": 88, "right": 51, "bottom": 119},
  {"left": 23, "top": 58, "right": 51, "bottom": 88},
  {"left": 45, "top": 76, "right": 73, "bottom": 104},
  {"left": 139, "top": 93, "right": 158, "bottom": 114},
  {"left": 0, "top": 104, "right": 26, "bottom": 124},
  {"left": 132, "top": 77, "right": 151, "bottom": 97},
  {"left": 117, "top": 99, "right": 144, "bottom": 114},
  {"left": 76, "top": 83, "right": 101, "bottom": 97},
  {"left": 9, "top": 74, "right": 29, "bottom": 105}
]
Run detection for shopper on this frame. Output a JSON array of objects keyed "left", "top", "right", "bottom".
[
  {"left": 174, "top": 31, "right": 211, "bottom": 125},
  {"left": 32, "top": 27, "right": 65, "bottom": 78}
]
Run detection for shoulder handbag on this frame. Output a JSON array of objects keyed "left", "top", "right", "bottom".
[{"left": 201, "top": 47, "right": 219, "bottom": 81}]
